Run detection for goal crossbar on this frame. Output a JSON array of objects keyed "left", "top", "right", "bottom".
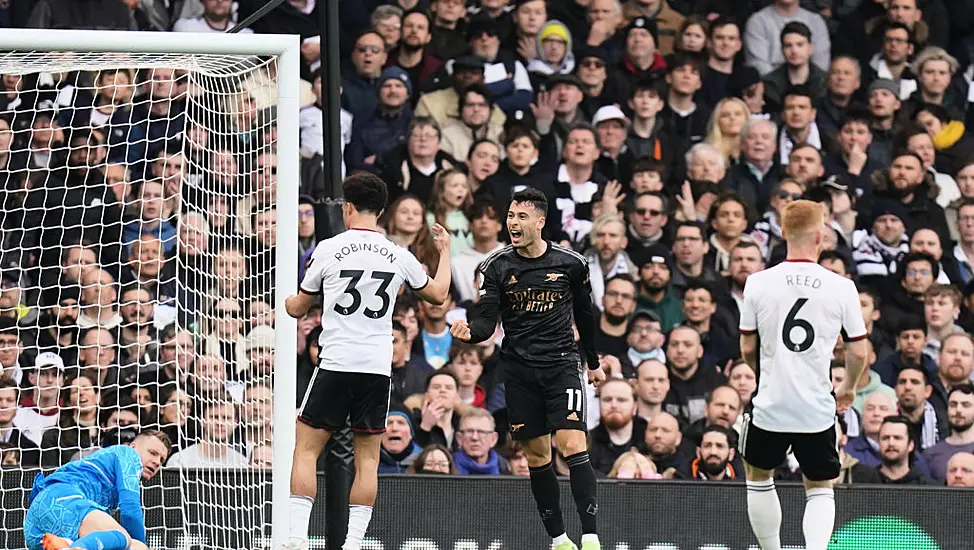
[{"left": 0, "top": 28, "right": 300, "bottom": 549}]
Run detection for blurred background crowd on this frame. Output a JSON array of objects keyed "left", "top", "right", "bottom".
[{"left": 0, "top": 0, "right": 972, "bottom": 490}]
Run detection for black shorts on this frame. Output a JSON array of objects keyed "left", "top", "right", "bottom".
[
  {"left": 504, "top": 360, "right": 587, "bottom": 441},
  {"left": 298, "top": 369, "right": 391, "bottom": 434},
  {"left": 739, "top": 412, "right": 841, "bottom": 481}
]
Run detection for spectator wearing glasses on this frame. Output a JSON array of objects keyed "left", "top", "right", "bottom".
[
  {"left": 416, "top": 54, "right": 507, "bottom": 131},
  {"left": 623, "top": 312, "right": 666, "bottom": 375},
  {"left": 453, "top": 407, "right": 508, "bottom": 475},
  {"left": 626, "top": 191, "right": 670, "bottom": 266},
  {"left": 439, "top": 83, "right": 504, "bottom": 161},
  {"left": 341, "top": 30, "right": 388, "bottom": 121},
  {"left": 750, "top": 178, "right": 804, "bottom": 262},
  {"left": 526, "top": 19, "right": 575, "bottom": 89},
  {"left": 864, "top": 22, "right": 916, "bottom": 101},
  {"left": 595, "top": 274, "right": 639, "bottom": 358},
  {"left": 576, "top": 46, "right": 626, "bottom": 120}
]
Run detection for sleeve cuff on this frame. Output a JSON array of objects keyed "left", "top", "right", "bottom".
[
  {"left": 739, "top": 328, "right": 757, "bottom": 335},
  {"left": 844, "top": 332, "right": 868, "bottom": 342},
  {"left": 299, "top": 285, "right": 321, "bottom": 295},
  {"left": 410, "top": 277, "right": 430, "bottom": 292}
]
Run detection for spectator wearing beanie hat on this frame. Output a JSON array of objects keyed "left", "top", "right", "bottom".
[
  {"left": 622, "top": 0, "right": 685, "bottom": 57},
  {"left": 618, "top": 16, "right": 667, "bottom": 89},
  {"left": 464, "top": 18, "right": 533, "bottom": 116},
  {"left": 526, "top": 19, "right": 575, "bottom": 88},
  {"left": 635, "top": 244, "right": 685, "bottom": 332},
  {"left": 379, "top": 406, "right": 423, "bottom": 473},
  {"left": 345, "top": 66, "right": 414, "bottom": 172},
  {"left": 854, "top": 198, "right": 912, "bottom": 285}
]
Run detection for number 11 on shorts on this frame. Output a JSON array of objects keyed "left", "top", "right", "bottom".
[{"left": 566, "top": 388, "right": 582, "bottom": 412}]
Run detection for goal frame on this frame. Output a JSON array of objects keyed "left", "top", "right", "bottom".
[{"left": 0, "top": 28, "right": 300, "bottom": 549}]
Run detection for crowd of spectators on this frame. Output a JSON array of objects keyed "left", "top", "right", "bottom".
[{"left": 0, "top": 0, "right": 973, "bottom": 491}]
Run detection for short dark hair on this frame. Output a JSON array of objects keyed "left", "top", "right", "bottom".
[
  {"left": 683, "top": 279, "right": 714, "bottom": 300},
  {"left": 858, "top": 283, "right": 882, "bottom": 309},
  {"left": 632, "top": 156, "right": 666, "bottom": 176},
  {"left": 511, "top": 187, "right": 548, "bottom": 216},
  {"left": 700, "top": 424, "right": 737, "bottom": 449},
  {"left": 896, "top": 364, "right": 931, "bottom": 385},
  {"left": 676, "top": 220, "right": 706, "bottom": 239},
  {"left": 916, "top": 102, "right": 952, "bottom": 124},
  {"left": 882, "top": 21, "right": 915, "bottom": 45},
  {"left": 138, "top": 428, "right": 173, "bottom": 456},
  {"left": 841, "top": 105, "right": 874, "bottom": 130},
  {"left": 802, "top": 186, "right": 833, "bottom": 208},
  {"left": 667, "top": 51, "right": 706, "bottom": 75},
  {"left": 897, "top": 314, "right": 927, "bottom": 336},
  {"left": 901, "top": 251, "right": 939, "bottom": 280},
  {"left": 567, "top": 122, "right": 600, "bottom": 149},
  {"left": 947, "top": 382, "right": 974, "bottom": 401},
  {"left": 783, "top": 85, "right": 814, "bottom": 103},
  {"left": 605, "top": 273, "right": 637, "bottom": 291},
  {"left": 425, "top": 369, "right": 459, "bottom": 391},
  {"left": 0, "top": 317, "right": 18, "bottom": 336},
  {"left": 343, "top": 172, "right": 388, "bottom": 215},
  {"left": 818, "top": 250, "right": 849, "bottom": 272},
  {"left": 880, "top": 415, "right": 915, "bottom": 446},
  {"left": 632, "top": 190, "right": 669, "bottom": 215},
  {"left": 459, "top": 83, "right": 495, "bottom": 111},
  {"left": 467, "top": 197, "right": 501, "bottom": 223},
  {"left": 467, "top": 138, "right": 500, "bottom": 161},
  {"left": 502, "top": 123, "right": 539, "bottom": 148},
  {"left": 0, "top": 375, "right": 18, "bottom": 396},
  {"left": 708, "top": 192, "right": 752, "bottom": 225},
  {"left": 631, "top": 74, "right": 666, "bottom": 99},
  {"left": 391, "top": 320, "right": 406, "bottom": 336},
  {"left": 708, "top": 16, "right": 739, "bottom": 39},
  {"left": 780, "top": 21, "right": 812, "bottom": 44}
]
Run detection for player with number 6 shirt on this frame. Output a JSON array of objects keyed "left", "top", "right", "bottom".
[
  {"left": 281, "top": 173, "right": 452, "bottom": 550},
  {"left": 738, "top": 199, "right": 869, "bottom": 550},
  {"left": 450, "top": 187, "right": 607, "bottom": 550}
]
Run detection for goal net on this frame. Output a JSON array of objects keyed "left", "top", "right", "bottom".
[{"left": 0, "top": 32, "right": 298, "bottom": 550}]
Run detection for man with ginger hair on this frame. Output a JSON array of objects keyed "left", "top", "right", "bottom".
[{"left": 739, "top": 200, "right": 870, "bottom": 550}]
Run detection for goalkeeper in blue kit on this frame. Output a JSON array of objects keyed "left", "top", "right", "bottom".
[{"left": 23, "top": 430, "right": 171, "bottom": 550}]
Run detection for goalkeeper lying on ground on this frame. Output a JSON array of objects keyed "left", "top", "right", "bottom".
[{"left": 24, "top": 430, "right": 171, "bottom": 550}]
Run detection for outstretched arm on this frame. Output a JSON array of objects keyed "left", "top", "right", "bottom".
[{"left": 115, "top": 448, "right": 147, "bottom": 544}]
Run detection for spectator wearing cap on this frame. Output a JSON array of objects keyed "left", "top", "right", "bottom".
[
  {"left": 743, "top": 0, "right": 830, "bottom": 77},
  {"left": 531, "top": 74, "right": 588, "bottom": 163},
  {"left": 727, "top": 118, "right": 779, "bottom": 213},
  {"left": 864, "top": 79, "right": 902, "bottom": 167},
  {"left": 593, "top": 105, "right": 636, "bottom": 187},
  {"left": 697, "top": 17, "right": 743, "bottom": 110},
  {"left": 439, "top": 83, "right": 504, "bottom": 161},
  {"left": 864, "top": 23, "right": 917, "bottom": 101},
  {"left": 627, "top": 191, "right": 671, "bottom": 265},
  {"left": 821, "top": 107, "right": 880, "bottom": 202},
  {"left": 525, "top": 19, "right": 575, "bottom": 89},
  {"left": 636, "top": 244, "right": 684, "bottom": 332},
  {"left": 623, "top": 311, "right": 666, "bottom": 374},
  {"left": 590, "top": 378, "right": 647, "bottom": 475},
  {"left": 622, "top": 0, "right": 685, "bottom": 57},
  {"left": 428, "top": 0, "right": 469, "bottom": 60},
  {"left": 386, "top": 10, "right": 446, "bottom": 106},
  {"left": 854, "top": 198, "right": 910, "bottom": 283},
  {"left": 415, "top": 54, "right": 507, "bottom": 130},
  {"left": 661, "top": 52, "right": 710, "bottom": 153},
  {"left": 576, "top": 46, "right": 627, "bottom": 120},
  {"left": 345, "top": 66, "right": 414, "bottom": 173},
  {"left": 379, "top": 405, "right": 423, "bottom": 473},
  {"left": 762, "top": 21, "right": 826, "bottom": 114},
  {"left": 341, "top": 30, "right": 388, "bottom": 122},
  {"left": 873, "top": 152, "right": 951, "bottom": 244},
  {"left": 595, "top": 274, "right": 639, "bottom": 358},
  {"left": 617, "top": 16, "right": 667, "bottom": 91},
  {"left": 14, "top": 352, "right": 63, "bottom": 444},
  {"left": 815, "top": 56, "right": 862, "bottom": 138},
  {"left": 463, "top": 18, "right": 532, "bottom": 116}
]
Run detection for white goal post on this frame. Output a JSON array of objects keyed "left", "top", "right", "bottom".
[{"left": 0, "top": 29, "right": 299, "bottom": 549}]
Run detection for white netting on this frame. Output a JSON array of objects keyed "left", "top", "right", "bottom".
[{"left": 0, "top": 50, "right": 281, "bottom": 549}]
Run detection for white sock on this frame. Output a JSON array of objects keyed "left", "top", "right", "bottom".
[
  {"left": 803, "top": 487, "right": 836, "bottom": 550},
  {"left": 581, "top": 534, "right": 599, "bottom": 545},
  {"left": 552, "top": 533, "right": 571, "bottom": 546},
  {"left": 746, "top": 479, "right": 782, "bottom": 550},
  {"left": 342, "top": 505, "right": 374, "bottom": 550},
  {"left": 288, "top": 495, "right": 314, "bottom": 542}
]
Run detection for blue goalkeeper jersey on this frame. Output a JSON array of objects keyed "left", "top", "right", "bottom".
[{"left": 29, "top": 445, "right": 146, "bottom": 542}]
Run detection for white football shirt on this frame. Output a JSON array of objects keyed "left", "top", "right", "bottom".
[
  {"left": 300, "top": 229, "right": 430, "bottom": 376},
  {"left": 739, "top": 260, "right": 867, "bottom": 433}
]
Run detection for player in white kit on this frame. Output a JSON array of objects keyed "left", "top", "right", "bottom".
[
  {"left": 282, "top": 173, "right": 452, "bottom": 550},
  {"left": 738, "top": 200, "right": 869, "bottom": 550}
]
